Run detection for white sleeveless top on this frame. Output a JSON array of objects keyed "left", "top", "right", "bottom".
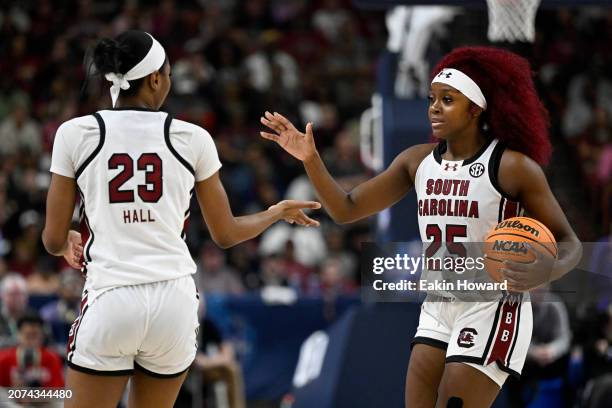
[
  {"left": 414, "top": 138, "right": 522, "bottom": 297},
  {"left": 50, "top": 109, "right": 221, "bottom": 298}
]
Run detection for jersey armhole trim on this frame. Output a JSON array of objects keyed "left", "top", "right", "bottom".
[
  {"left": 75, "top": 113, "right": 106, "bottom": 180},
  {"left": 488, "top": 142, "right": 516, "bottom": 201},
  {"left": 164, "top": 114, "right": 195, "bottom": 176}
]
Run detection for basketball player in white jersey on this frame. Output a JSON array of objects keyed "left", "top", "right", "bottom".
[
  {"left": 260, "top": 46, "right": 582, "bottom": 407},
  {"left": 42, "top": 30, "right": 320, "bottom": 408}
]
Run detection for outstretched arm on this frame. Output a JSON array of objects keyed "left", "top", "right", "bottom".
[
  {"left": 260, "top": 111, "right": 417, "bottom": 224},
  {"left": 195, "top": 171, "right": 320, "bottom": 248},
  {"left": 498, "top": 150, "right": 583, "bottom": 290}
]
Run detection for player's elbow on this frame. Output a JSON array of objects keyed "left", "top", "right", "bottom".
[
  {"left": 330, "top": 193, "right": 359, "bottom": 225},
  {"left": 42, "top": 229, "right": 64, "bottom": 255},
  {"left": 214, "top": 239, "right": 235, "bottom": 249},
  {"left": 331, "top": 213, "right": 353, "bottom": 225},
  {"left": 210, "top": 232, "right": 237, "bottom": 249}
]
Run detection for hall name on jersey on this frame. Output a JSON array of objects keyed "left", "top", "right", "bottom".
[
  {"left": 123, "top": 209, "right": 156, "bottom": 224},
  {"left": 418, "top": 178, "right": 479, "bottom": 218}
]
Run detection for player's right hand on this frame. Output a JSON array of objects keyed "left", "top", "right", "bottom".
[
  {"left": 62, "top": 230, "right": 84, "bottom": 269},
  {"left": 260, "top": 111, "right": 317, "bottom": 163},
  {"left": 268, "top": 200, "right": 321, "bottom": 227}
]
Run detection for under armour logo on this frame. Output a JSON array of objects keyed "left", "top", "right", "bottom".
[
  {"left": 438, "top": 71, "right": 452, "bottom": 79},
  {"left": 444, "top": 163, "right": 458, "bottom": 171},
  {"left": 469, "top": 163, "right": 485, "bottom": 178}
]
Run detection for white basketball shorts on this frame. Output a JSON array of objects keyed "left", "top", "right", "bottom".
[
  {"left": 412, "top": 292, "right": 533, "bottom": 387},
  {"left": 66, "top": 275, "right": 200, "bottom": 377}
]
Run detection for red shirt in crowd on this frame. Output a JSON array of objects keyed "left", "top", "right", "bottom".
[{"left": 0, "top": 347, "right": 64, "bottom": 387}]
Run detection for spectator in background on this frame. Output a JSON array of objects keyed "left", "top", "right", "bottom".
[
  {"left": 324, "top": 224, "right": 357, "bottom": 280},
  {"left": 281, "top": 239, "right": 316, "bottom": 293},
  {"left": 40, "top": 268, "right": 84, "bottom": 355},
  {"left": 318, "top": 256, "right": 357, "bottom": 298},
  {"left": 579, "top": 305, "right": 612, "bottom": 408},
  {"left": 598, "top": 143, "right": 612, "bottom": 185},
  {"left": 0, "top": 100, "right": 42, "bottom": 157},
  {"left": 258, "top": 254, "right": 287, "bottom": 288},
  {"left": 6, "top": 210, "right": 43, "bottom": 276},
  {"left": 589, "top": 225, "right": 612, "bottom": 308},
  {"left": 508, "top": 287, "right": 572, "bottom": 407},
  {"left": 0, "top": 312, "right": 64, "bottom": 388},
  {"left": 322, "top": 128, "right": 368, "bottom": 192},
  {"left": 192, "top": 310, "right": 246, "bottom": 408},
  {"left": 562, "top": 60, "right": 612, "bottom": 142},
  {"left": 312, "top": 0, "right": 351, "bottom": 43},
  {"left": 26, "top": 257, "right": 61, "bottom": 296},
  {"left": 0, "top": 258, "right": 7, "bottom": 281},
  {"left": 0, "top": 274, "right": 30, "bottom": 348},
  {"left": 244, "top": 30, "right": 299, "bottom": 97},
  {"left": 598, "top": 144, "right": 612, "bottom": 232},
  {"left": 198, "top": 241, "right": 245, "bottom": 295}
]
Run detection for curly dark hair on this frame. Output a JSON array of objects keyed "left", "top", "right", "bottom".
[{"left": 431, "top": 46, "right": 551, "bottom": 166}]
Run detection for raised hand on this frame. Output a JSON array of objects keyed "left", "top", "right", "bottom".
[
  {"left": 268, "top": 200, "right": 321, "bottom": 227},
  {"left": 260, "top": 111, "right": 317, "bottom": 162}
]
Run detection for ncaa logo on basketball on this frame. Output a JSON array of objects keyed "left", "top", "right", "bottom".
[
  {"left": 492, "top": 240, "right": 528, "bottom": 254},
  {"left": 457, "top": 328, "right": 478, "bottom": 348},
  {"left": 469, "top": 163, "right": 485, "bottom": 178}
]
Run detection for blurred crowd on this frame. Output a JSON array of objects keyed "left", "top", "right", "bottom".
[
  {"left": 532, "top": 8, "right": 612, "bottom": 237},
  {"left": 0, "top": 0, "right": 611, "bottom": 406},
  {"left": 0, "top": 0, "right": 380, "bottom": 402},
  {"left": 0, "top": 0, "right": 380, "bottom": 298}
]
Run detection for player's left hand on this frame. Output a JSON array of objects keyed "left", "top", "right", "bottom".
[
  {"left": 269, "top": 200, "right": 321, "bottom": 227},
  {"left": 500, "top": 243, "right": 555, "bottom": 292},
  {"left": 62, "top": 230, "right": 84, "bottom": 269}
]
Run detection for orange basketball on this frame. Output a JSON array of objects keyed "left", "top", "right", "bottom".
[{"left": 483, "top": 217, "right": 557, "bottom": 283}]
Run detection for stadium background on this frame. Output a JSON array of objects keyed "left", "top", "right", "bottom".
[{"left": 0, "top": 0, "right": 611, "bottom": 407}]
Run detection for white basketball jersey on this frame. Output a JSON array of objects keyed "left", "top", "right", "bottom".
[
  {"left": 415, "top": 139, "right": 522, "bottom": 290},
  {"left": 50, "top": 109, "right": 221, "bottom": 297}
]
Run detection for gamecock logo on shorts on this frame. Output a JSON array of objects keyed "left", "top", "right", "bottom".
[{"left": 457, "top": 328, "right": 478, "bottom": 348}]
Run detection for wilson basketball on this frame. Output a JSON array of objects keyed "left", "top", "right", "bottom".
[{"left": 483, "top": 217, "right": 558, "bottom": 282}]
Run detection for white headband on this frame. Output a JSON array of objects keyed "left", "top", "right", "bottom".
[
  {"left": 104, "top": 33, "right": 166, "bottom": 107},
  {"left": 431, "top": 68, "right": 487, "bottom": 110}
]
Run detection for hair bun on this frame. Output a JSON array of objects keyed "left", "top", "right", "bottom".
[{"left": 92, "top": 38, "right": 130, "bottom": 75}]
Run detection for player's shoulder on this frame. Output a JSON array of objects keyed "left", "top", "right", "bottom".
[
  {"left": 169, "top": 118, "right": 212, "bottom": 139},
  {"left": 57, "top": 114, "right": 99, "bottom": 133},
  {"left": 497, "top": 147, "right": 546, "bottom": 199},
  {"left": 398, "top": 142, "right": 437, "bottom": 169},
  {"left": 498, "top": 147, "right": 541, "bottom": 173}
]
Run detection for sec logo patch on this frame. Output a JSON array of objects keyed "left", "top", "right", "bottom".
[{"left": 469, "top": 163, "right": 485, "bottom": 178}]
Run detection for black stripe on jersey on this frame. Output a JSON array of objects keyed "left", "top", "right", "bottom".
[
  {"left": 67, "top": 361, "right": 134, "bottom": 376},
  {"left": 495, "top": 362, "right": 521, "bottom": 378},
  {"left": 411, "top": 336, "right": 448, "bottom": 351},
  {"left": 462, "top": 137, "right": 494, "bottom": 165},
  {"left": 68, "top": 304, "right": 88, "bottom": 360},
  {"left": 444, "top": 356, "right": 521, "bottom": 379},
  {"left": 433, "top": 142, "right": 445, "bottom": 164},
  {"left": 77, "top": 187, "right": 94, "bottom": 263},
  {"left": 110, "top": 107, "right": 159, "bottom": 112},
  {"left": 76, "top": 113, "right": 106, "bottom": 180},
  {"left": 84, "top": 215, "right": 93, "bottom": 262},
  {"left": 432, "top": 138, "right": 494, "bottom": 166},
  {"left": 498, "top": 198, "right": 506, "bottom": 223},
  {"left": 134, "top": 362, "right": 191, "bottom": 378},
  {"left": 481, "top": 294, "right": 505, "bottom": 363},
  {"left": 488, "top": 142, "right": 516, "bottom": 201},
  {"left": 506, "top": 293, "right": 523, "bottom": 367},
  {"left": 164, "top": 114, "right": 195, "bottom": 176}
]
